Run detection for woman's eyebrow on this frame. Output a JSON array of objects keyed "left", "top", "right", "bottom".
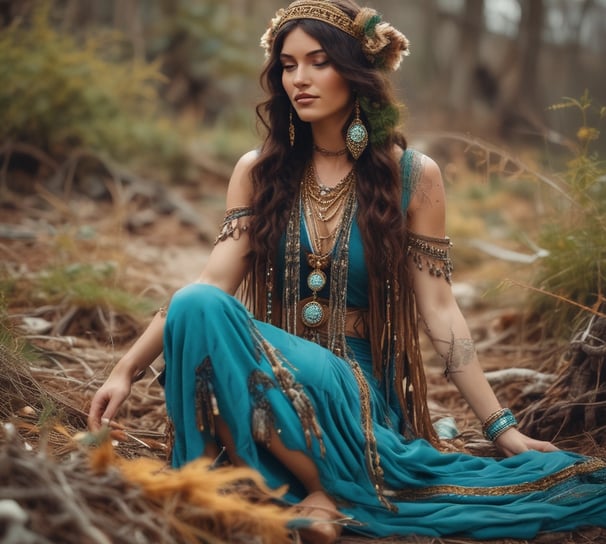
[{"left": 280, "top": 48, "right": 326, "bottom": 60}]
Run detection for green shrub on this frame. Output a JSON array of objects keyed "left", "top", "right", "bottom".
[
  {"left": 0, "top": 2, "right": 189, "bottom": 178},
  {"left": 34, "top": 262, "right": 156, "bottom": 316},
  {"left": 528, "top": 91, "right": 606, "bottom": 333}
]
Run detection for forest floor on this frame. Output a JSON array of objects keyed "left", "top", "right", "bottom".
[{"left": 1, "top": 165, "right": 605, "bottom": 544}]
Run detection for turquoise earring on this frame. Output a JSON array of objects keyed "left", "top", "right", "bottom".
[{"left": 346, "top": 99, "right": 368, "bottom": 159}]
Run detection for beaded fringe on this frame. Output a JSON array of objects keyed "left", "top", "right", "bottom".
[
  {"left": 407, "top": 232, "right": 453, "bottom": 284},
  {"left": 248, "top": 370, "right": 276, "bottom": 447},
  {"left": 214, "top": 207, "right": 253, "bottom": 245},
  {"left": 250, "top": 324, "right": 326, "bottom": 456}
]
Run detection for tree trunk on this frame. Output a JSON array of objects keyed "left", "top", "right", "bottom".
[
  {"left": 114, "top": 0, "right": 144, "bottom": 59},
  {"left": 448, "top": 0, "right": 484, "bottom": 121},
  {"left": 497, "top": 0, "right": 545, "bottom": 138}
]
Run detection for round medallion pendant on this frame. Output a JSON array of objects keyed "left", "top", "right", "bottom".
[
  {"left": 307, "top": 269, "right": 326, "bottom": 292},
  {"left": 301, "top": 300, "right": 325, "bottom": 328}
]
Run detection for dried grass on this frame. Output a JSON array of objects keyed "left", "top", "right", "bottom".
[{"left": 0, "top": 426, "right": 294, "bottom": 544}]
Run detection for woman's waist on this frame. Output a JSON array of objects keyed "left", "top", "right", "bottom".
[{"left": 296, "top": 296, "right": 369, "bottom": 340}]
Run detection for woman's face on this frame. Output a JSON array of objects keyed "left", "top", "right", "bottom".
[{"left": 280, "top": 27, "right": 352, "bottom": 127}]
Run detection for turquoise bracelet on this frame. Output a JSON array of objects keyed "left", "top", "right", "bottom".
[{"left": 482, "top": 408, "right": 518, "bottom": 441}]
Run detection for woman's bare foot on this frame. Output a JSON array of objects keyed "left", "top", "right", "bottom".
[{"left": 292, "top": 490, "right": 344, "bottom": 544}]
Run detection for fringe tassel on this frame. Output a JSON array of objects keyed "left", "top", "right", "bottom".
[
  {"left": 250, "top": 324, "right": 326, "bottom": 456},
  {"left": 195, "top": 357, "right": 219, "bottom": 436},
  {"left": 249, "top": 370, "right": 276, "bottom": 447}
]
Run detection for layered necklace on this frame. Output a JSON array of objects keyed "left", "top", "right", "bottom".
[
  {"left": 303, "top": 162, "right": 355, "bottom": 249},
  {"left": 300, "top": 161, "right": 356, "bottom": 330}
]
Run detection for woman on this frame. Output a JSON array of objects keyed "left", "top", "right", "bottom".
[{"left": 89, "top": 1, "right": 606, "bottom": 542}]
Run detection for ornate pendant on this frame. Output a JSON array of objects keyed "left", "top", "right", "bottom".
[
  {"left": 302, "top": 253, "right": 329, "bottom": 329},
  {"left": 307, "top": 268, "right": 326, "bottom": 291},
  {"left": 301, "top": 299, "right": 326, "bottom": 328}
]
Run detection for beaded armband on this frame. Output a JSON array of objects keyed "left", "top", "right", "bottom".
[
  {"left": 214, "top": 206, "right": 254, "bottom": 245},
  {"left": 407, "top": 231, "right": 454, "bottom": 284},
  {"left": 482, "top": 408, "right": 518, "bottom": 441}
]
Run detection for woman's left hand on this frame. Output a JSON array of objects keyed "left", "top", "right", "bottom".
[{"left": 494, "top": 427, "right": 560, "bottom": 457}]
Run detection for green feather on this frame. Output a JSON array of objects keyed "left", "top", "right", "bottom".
[
  {"left": 360, "top": 97, "right": 400, "bottom": 145},
  {"left": 364, "top": 14, "right": 382, "bottom": 36}
]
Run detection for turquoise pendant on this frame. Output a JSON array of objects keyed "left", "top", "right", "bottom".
[
  {"left": 301, "top": 300, "right": 325, "bottom": 328},
  {"left": 303, "top": 254, "right": 329, "bottom": 329},
  {"left": 307, "top": 269, "right": 327, "bottom": 292}
]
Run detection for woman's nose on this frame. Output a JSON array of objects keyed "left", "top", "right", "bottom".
[{"left": 293, "top": 66, "right": 309, "bottom": 87}]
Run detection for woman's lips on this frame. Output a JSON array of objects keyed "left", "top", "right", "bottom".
[{"left": 295, "top": 94, "right": 317, "bottom": 105}]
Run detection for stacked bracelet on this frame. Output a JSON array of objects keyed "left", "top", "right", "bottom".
[{"left": 482, "top": 408, "right": 518, "bottom": 441}]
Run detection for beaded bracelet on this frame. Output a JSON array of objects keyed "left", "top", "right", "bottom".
[{"left": 482, "top": 408, "right": 518, "bottom": 441}]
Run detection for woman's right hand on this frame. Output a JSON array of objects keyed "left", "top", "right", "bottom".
[
  {"left": 87, "top": 309, "right": 166, "bottom": 432},
  {"left": 87, "top": 369, "right": 133, "bottom": 432}
]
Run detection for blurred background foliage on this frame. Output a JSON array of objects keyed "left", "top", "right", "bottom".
[
  {"left": 1, "top": 0, "right": 605, "bottom": 169},
  {"left": 0, "top": 0, "right": 604, "bottom": 336}
]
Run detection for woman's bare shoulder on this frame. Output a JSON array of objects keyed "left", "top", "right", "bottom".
[
  {"left": 407, "top": 152, "right": 447, "bottom": 236},
  {"left": 225, "top": 149, "right": 260, "bottom": 208}
]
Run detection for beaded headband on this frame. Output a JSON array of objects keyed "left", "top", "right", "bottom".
[
  {"left": 260, "top": 0, "right": 410, "bottom": 72},
  {"left": 273, "top": 0, "right": 359, "bottom": 39}
]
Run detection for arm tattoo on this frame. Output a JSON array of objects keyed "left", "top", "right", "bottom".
[
  {"left": 423, "top": 320, "right": 476, "bottom": 379},
  {"left": 444, "top": 333, "right": 476, "bottom": 379}
]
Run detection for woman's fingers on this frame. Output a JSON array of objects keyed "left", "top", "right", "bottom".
[
  {"left": 88, "top": 392, "right": 110, "bottom": 431},
  {"left": 87, "top": 381, "right": 130, "bottom": 431}
]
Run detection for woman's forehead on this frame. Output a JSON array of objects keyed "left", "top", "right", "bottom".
[{"left": 280, "top": 26, "right": 323, "bottom": 55}]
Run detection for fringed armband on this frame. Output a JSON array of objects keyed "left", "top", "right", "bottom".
[
  {"left": 214, "top": 206, "right": 254, "bottom": 245},
  {"left": 407, "top": 231, "right": 453, "bottom": 284}
]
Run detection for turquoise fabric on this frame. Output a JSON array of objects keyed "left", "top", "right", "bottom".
[{"left": 162, "top": 151, "right": 606, "bottom": 538}]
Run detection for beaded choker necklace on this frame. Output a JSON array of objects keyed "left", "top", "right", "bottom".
[{"left": 313, "top": 144, "right": 348, "bottom": 157}]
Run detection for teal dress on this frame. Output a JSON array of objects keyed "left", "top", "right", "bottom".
[{"left": 162, "top": 151, "right": 606, "bottom": 539}]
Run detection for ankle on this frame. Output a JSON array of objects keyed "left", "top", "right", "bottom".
[{"left": 293, "top": 491, "right": 343, "bottom": 544}]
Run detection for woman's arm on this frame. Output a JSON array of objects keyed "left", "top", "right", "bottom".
[
  {"left": 407, "top": 155, "right": 557, "bottom": 456},
  {"left": 87, "top": 150, "right": 258, "bottom": 431}
]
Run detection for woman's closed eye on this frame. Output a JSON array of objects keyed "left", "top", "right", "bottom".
[{"left": 282, "top": 60, "right": 329, "bottom": 71}]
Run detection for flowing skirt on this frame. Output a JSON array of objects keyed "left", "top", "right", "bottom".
[{"left": 162, "top": 283, "right": 606, "bottom": 539}]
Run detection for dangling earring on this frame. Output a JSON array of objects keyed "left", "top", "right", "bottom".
[
  {"left": 346, "top": 98, "right": 368, "bottom": 160},
  {"left": 289, "top": 108, "right": 295, "bottom": 147}
]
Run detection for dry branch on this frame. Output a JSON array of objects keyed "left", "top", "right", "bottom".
[
  {"left": 518, "top": 317, "right": 606, "bottom": 444},
  {"left": 0, "top": 342, "right": 86, "bottom": 428}
]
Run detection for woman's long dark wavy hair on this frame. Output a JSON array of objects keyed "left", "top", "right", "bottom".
[{"left": 247, "top": 0, "right": 437, "bottom": 445}]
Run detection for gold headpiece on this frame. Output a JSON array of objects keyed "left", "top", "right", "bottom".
[{"left": 260, "top": 0, "right": 410, "bottom": 72}]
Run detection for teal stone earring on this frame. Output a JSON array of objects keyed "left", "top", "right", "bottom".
[{"left": 346, "top": 99, "right": 368, "bottom": 160}]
